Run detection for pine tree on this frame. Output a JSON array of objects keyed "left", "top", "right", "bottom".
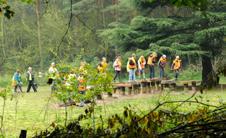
[{"left": 99, "top": 0, "right": 226, "bottom": 88}]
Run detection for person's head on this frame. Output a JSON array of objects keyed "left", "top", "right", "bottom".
[
  {"left": 162, "top": 55, "right": 166, "bottom": 59},
  {"left": 152, "top": 52, "right": 157, "bottom": 57},
  {"left": 102, "top": 57, "right": 107, "bottom": 62},
  {"left": 176, "top": 56, "right": 180, "bottom": 59},
  {"left": 51, "top": 62, "right": 56, "bottom": 67},
  {"left": 28, "top": 67, "right": 32, "bottom": 72},
  {"left": 80, "top": 61, "right": 85, "bottom": 67},
  {"left": 132, "top": 53, "right": 136, "bottom": 58},
  {"left": 16, "top": 69, "right": 20, "bottom": 73}
]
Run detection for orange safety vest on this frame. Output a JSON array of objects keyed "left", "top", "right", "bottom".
[
  {"left": 78, "top": 77, "right": 86, "bottom": 91},
  {"left": 139, "top": 58, "right": 146, "bottom": 69},
  {"left": 173, "top": 59, "right": 182, "bottom": 70}
]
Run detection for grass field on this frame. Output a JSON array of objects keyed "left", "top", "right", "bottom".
[{"left": 0, "top": 86, "right": 225, "bottom": 137}]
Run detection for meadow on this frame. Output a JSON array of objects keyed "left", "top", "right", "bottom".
[{"left": 0, "top": 85, "right": 225, "bottom": 137}]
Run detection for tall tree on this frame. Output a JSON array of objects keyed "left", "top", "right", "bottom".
[{"left": 35, "top": 0, "right": 43, "bottom": 70}]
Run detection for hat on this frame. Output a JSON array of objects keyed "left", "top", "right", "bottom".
[
  {"left": 176, "top": 56, "right": 179, "bottom": 59},
  {"left": 162, "top": 55, "right": 166, "bottom": 58}
]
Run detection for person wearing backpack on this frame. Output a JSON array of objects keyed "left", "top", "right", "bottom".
[
  {"left": 127, "top": 54, "right": 137, "bottom": 81},
  {"left": 12, "top": 69, "right": 23, "bottom": 93},
  {"left": 147, "top": 52, "right": 157, "bottom": 79},
  {"left": 171, "top": 56, "right": 182, "bottom": 80},
  {"left": 158, "top": 55, "right": 167, "bottom": 79},
  {"left": 113, "top": 56, "right": 122, "bottom": 82},
  {"left": 138, "top": 55, "right": 146, "bottom": 79}
]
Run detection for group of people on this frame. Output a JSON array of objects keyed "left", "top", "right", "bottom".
[
  {"left": 12, "top": 67, "right": 37, "bottom": 93},
  {"left": 12, "top": 53, "right": 182, "bottom": 93},
  {"left": 110, "top": 52, "right": 182, "bottom": 82}
]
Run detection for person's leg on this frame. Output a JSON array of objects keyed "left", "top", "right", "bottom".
[
  {"left": 133, "top": 69, "right": 136, "bottom": 81},
  {"left": 151, "top": 66, "right": 155, "bottom": 78},
  {"left": 118, "top": 71, "right": 121, "bottom": 81},
  {"left": 160, "top": 67, "right": 163, "bottom": 79},
  {"left": 18, "top": 85, "right": 23, "bottom": 92},
  {"left": 142, "top": 69, "right": 145, "bottom": 79},
  {"left": 149, "top": 66, "right": 152, "bottom": 79},
  {"left": 31, "top": 82, "right": 37, "bottom": 92},
  {"left": 14, "top": 85, "right": 17, "bottom": 93},
  {"left": 51, "top": 80, "right": 56, "bottom": 93},
  {"left": 113, "top": 70, "right": 117, "bottom": 81},
  {"left": 27, "top": 81, "right": 32, "bottom": 92},
  {"left": 129, "top": 69, "right": 132, "bottom": 81},
  {"left": 175, "top": 70, "right": 179, "bottom": 80}
]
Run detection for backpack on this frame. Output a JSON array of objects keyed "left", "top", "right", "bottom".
[{"left": 129, "top": 59, "right": 135, "bottom": 66}]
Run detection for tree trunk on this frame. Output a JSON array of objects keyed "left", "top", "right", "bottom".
[
  {"left": 35, "top": 0, "right": 43, "bottom": 71},
  {"left": 201, "top": 55, "right": 218, "bottom": 89}
]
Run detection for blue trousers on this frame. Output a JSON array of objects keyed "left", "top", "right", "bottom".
[
  {"left": 149, "top": 65, "right": 155, "bottom": 79},
  {"left": 159, "top": 67, "right": 164, "bottom": 79},
  {"left": 129, "top": 69, "right": 136, "bottom": 81}
]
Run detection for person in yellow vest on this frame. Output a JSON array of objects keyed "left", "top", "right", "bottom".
[
  {"left": 171, "top": 56, "right": 182, "bottom": 80},
  {"left": 138, "top": 55, "right": 146, "bottom": 79},
  {"left": 78, "top": 74, "right": 86, "bottom": 107},
  {"left": 158, "top": 55, "right": 167, "bottom": 79},
  {"left": 127, "top": 54, "right": 137, "bottom": 81},
  {"left": 113, "top": 55, "right": 122, "bottom": 81},
  {"left": 97, "top": 57, "right": 108, "bottom": 73},
  {"left": 147, "top": 52, "right": 157, "bottom": 79}
]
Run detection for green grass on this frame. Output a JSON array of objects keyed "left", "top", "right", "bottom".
[{"left": 0, "top": 86, "right": 225, "bottom": 137}]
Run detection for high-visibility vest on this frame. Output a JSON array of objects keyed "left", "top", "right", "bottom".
[
  {"left": 78, "top": 77, "right": 86, "bottom": 91},
  {"left": 127, "top": 58, "right": 136, "bottom": 69},
  {"left": 138, "top": 57, "right": 146, "bottom": 69},
  {"left": 173, "top": 59, "right": 182, "bottom": 70},
  {"left": 101, "top": 61, "right": 108, "bottom": 72},
  {"left": 113, "top": 60, "right": 122, "bottom": 71},
  {"left": 159, "top": 57, "right": 167, "bottom": 67},
  {"left": 147, "top": 56, "right": 156, "bottom": 66}
]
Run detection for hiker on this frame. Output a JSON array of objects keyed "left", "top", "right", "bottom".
[
  {"left": 12, "top": 69, "right": 23, "bottom": 93},
  {"left": 97, "top": 57, "right": 108, "bottom": 73},
  {"left": 147, "top": 52, "right": 157, "bottom": 79},
  {"left": 47, "top": 62, "right": 58, "bottom": 92},
  {"left": 127, "top": 54, "right": 137, "bottom": 81},
  {"left": 26, "top": 67, "right": 37, "bottom": 93},
  {"left": 79, "top": 61, "right": 87, "bottom": 75},
  {"left": 138, "top": 55, "right": 146, "bottom": 79},
  {"left": 171, "top": 56, "right": 182, "bottom": 80},
  {"left": 158, "top": 55, "right": 167, "bottom": 79},
  {"left": 113, "top": 56, "right": 122, "bottom": 81},
  {"left": 78, "top": 74, "right": 86, "bottom": 107}
]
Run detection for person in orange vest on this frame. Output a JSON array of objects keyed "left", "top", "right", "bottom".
[
  {"left": 113, "top": 55, "right": 122, "bottom": 81},
  {"left": 171, "top": 56, "right": 182, "bottom": 80},
  {"left": 158, "top": 55, "right": 167, "bottom": 79},
  {"left": 138, "top": 55, "right": 146, "bottom": 79},
  {"left": 127, "top": 54, "right": 137, "bottom": 81},
  {"left": 147, "top": 52, "right": 157, "bottom": 79},
  {"left": 78, "top": 74, "right": 86, "bottom": 107},
  {"left": 97, "top": 57, "right": 108, "bottom": 73}
]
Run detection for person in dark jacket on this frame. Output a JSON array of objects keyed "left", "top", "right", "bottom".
[{"left": 26, "top": 67, "right": 37, "bottom": 93}]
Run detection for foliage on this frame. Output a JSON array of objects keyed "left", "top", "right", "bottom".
[
  {"left": 34, "top": 96, "right": 226, "bottom": 138},
  {"left": 54, "top": 63, "right": 113, "bottom": 104}
]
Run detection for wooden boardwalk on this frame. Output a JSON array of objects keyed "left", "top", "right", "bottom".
[{"left": 112, "top": 79, "right": 202, "bottom": 96}]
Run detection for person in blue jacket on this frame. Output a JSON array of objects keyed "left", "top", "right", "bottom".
[{"left": 13, "top": 69, "right": 23, "bottom": 93}]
